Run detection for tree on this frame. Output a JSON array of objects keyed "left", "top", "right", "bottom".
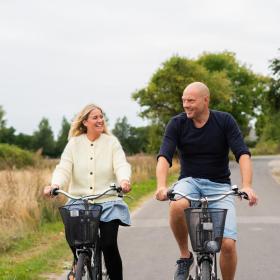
[
  {"left": 197, "top": 51, "right": 269, "bottom": 135},
  {"left": 14, "top": 133, "right": 34, "bottom": 150},
  {"left": 0, "top": 106, "right": 6, "bottom": 128},
  {"left": 267, "top": 54, "right": 280, "bottom": 112},
  {"left": 55, "top": 117, "right": 70, "bottom": 157},
  {"left": 132, "top": 53, "right": 271, "bottom": 152},
  {"left": 0, "top": 106, "right": 16, "bottom": 144},
  {"left": 112, "top": 117, "right": 149, "bottom": 154},
  {"left": 256, "top": 52, "right": 280, "bottom": 143},
  {"left": 0, "top": 126, "right": 16, "bottom": 144},
  {"left": 133, "top": 56, "right": 232, "bottom": 126},
  {"left": 32, "top": 118, "right": 55, "bottom": 157},
  {"left": 132, "top": 55, "right": 233, "bottom": 152}
]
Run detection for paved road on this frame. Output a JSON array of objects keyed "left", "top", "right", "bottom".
[
  {"left": 57, "top": 156, "right": 280, "bottom": 279},
  {"left": 119, "top": 156, "right": 280, "bottom": 279}
]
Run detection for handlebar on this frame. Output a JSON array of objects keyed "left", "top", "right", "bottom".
[
  {"left": 167, "top": 185, "right": 249, "bottom": 202},
  {"left": 50, "top": 184, "right": 125, "bottom": 201}
]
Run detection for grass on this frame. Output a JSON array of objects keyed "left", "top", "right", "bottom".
[{"left": 0, "top": 222, "right": 71, "bottom": 280}]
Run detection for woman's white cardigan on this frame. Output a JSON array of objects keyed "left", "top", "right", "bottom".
[{"left": 51, "top": 133, "right": 131, "bottom": 202}]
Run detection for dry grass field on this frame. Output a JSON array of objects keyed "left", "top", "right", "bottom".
[{"left": 0, "top": 154, "right": 179, "bottom": 252}]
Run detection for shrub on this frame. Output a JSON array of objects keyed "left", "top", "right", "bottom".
[
  {"left": 251, "top": 140, "right": 280, "bottom": 155},
  {"left": 0, "top": 143, "right": 35, "bottom": 169}
]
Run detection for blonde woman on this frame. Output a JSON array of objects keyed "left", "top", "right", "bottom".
[{"left": 44, "top": 104, "right": 131, "bottom": 280}]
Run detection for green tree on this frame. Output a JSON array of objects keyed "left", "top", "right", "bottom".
[
  {"left": 197, "top": 51, "right": 269, "bottom": 135},
  {"left": 33, "top": 118, "right": 55, "bottom": 157},
  {"left": 257, "top": 52, "right": 280, "bottom": 144},
  {"left": 0, "top": 106, "right": 16, "bottom": 144},
  {"left": 132, "top": 55, "right": 233, "bottom": 152},
  {"left": 112, "top": 117, "right": 149, "bottom": 154},
  {"left": 55, "top": 117, "right": 70, "bottom": 157},
  {"left": 0, "top": 106, "right": 6, "bottom": 128},
  {"left": 14, "top": 133, "right": 34, "bottom": 150},
  {"left": 267, "top": 54, "right": 280, "bottom": 112},
  {"left": 129, "top": 126, "right": 149, "bottom": 154}
]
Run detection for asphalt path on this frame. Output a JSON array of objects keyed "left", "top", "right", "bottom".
[
  {"left": 57, "top": 156, "right": 280, "bottom": 279},
  {"left": 119, "top": 156, "right": 280, "bottom": 280}
]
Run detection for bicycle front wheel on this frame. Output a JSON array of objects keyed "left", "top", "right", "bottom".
[
  {"left": 75, "top": 252, "right": 93, "bottom": 280},
  {"left": 200, "top": 260, "right": 211, "bottom": 280}
]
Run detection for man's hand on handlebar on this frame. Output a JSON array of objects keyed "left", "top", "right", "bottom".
[
  {"left": 240, "top": 187, "right": 258, "bottom": 206},
  {"left": 155, "top": 187, "right": 168, "bottom": 201}
]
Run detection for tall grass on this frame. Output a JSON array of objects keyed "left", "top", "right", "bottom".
[
  {"left": 128, "top": 153, "right": 179, "bottom": 183},
  {"left": 0, "top": 154, "right": 179, "bottom": 252},
  {"left": 0, "top": 167, "right": 61, "bottom": 251}
]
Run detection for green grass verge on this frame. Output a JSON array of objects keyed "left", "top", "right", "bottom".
[
  {"left": 0, "top": 175, "right": 178, "bottom": 279},
  {"left": 125, "top": 174, "right": 178, "bottom": 210},
  {"left": 0, "top": 222, "right": 71, "bottom": 280}
]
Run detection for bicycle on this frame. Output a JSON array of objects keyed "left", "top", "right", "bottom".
[
  {"left": 167, "top": 185, "right": 248, "bottom": 280},
  {"left": 51, "top": 184, "right": 126, "bottom": 280}
]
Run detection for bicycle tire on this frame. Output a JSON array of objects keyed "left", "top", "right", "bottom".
[
  {"left": 200, "top": 260, "right": 211, "bottom": 280},
  {"left": 75, "top": 252, "right": 93, "bottom": 280},
  {"left": 92, "top": 239, "right": 102, "bottom": 280},
  {"left": 101, "top": 252, "right": 110, "bottom": 280}
]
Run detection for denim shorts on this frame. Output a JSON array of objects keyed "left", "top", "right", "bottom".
[{"left": 172, "top": 177, "right": 237, "bottom": 240}]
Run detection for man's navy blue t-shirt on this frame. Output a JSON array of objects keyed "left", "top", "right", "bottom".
[{"left": 158, "top": 110, "right": 250, "bottom": 184}]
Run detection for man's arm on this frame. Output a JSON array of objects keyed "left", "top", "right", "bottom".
[
  {"left": 239, "top": 154, "right": 258, "bottom": 206},
  {"left": 155, "top": 156, "right": 170, "bottom": 201}
]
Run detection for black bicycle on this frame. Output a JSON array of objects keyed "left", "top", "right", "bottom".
[
  {"left": 167, "top": 185, "right": 248, "bottom": 280},
  {"left": 51, "top": 184, "right": 125, "bottom": 280}
]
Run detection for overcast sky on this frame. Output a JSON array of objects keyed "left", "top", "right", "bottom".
[{"left": 0, "top": 0, "right": 279, "bottom": 137}]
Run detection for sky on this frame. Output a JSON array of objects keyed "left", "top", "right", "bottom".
[{"left": 0, "top": 0, "right": 279, "bottom": 137}]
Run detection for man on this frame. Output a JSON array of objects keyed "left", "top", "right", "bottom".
[{"left": 155, "top": 82, "right": 258, "bottom": 280}]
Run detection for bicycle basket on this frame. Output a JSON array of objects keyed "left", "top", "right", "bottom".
[
  {"left": 59, "top": 203, "right": 102, "bottom": 247},
  {"left": 184, "top": 208, "right": 227, "bottom": 253}
]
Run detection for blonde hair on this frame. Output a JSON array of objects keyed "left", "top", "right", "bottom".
[{"left": 68, "top": 104, "right": 109, "bottom": 139}]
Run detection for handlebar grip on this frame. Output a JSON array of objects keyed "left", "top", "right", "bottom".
[
  {"left": 51, "top": 187, "right": 59, "bottom": 196},
  {"left": 110, "top": 185, "right": 123, "bottom": 197},
  {"left": 242, "top": 192, "right": 249, "bottom": 200},
  {"left": 167, "top": 188, "right": 175, "bottom": 200},
  {"left": 115, "top": 186, "right": 123, "bottom": 193},
  {"left": 240, "top": 191, "right": 249, "bottom": 200},
  {"left": 109, "top": 183, "right": 122, "bottom": 192}
]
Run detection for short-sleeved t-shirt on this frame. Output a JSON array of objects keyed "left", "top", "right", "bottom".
[{"left": 158, "top": 110, "right": 250, "bottom": 184}]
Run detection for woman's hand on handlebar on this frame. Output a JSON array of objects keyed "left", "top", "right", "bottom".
[
  {"left": 120, "top": 180, "right": 131, "bottom": 193},
  {"left": 43, "top": 185, "right": 59, "bottom": 198}
]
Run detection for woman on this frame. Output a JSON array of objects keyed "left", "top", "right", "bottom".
[{"left": 44, "top": 104, "right": 131, "bottom": 280}]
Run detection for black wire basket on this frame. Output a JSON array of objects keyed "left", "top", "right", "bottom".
[
  {"left": 185, "top": 208, "right": 227, "bottom": 253},
  {"left": 59, "top": 203, "right": 103, "bottom": 247}
]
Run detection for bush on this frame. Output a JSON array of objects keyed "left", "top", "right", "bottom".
[
  {"left": 0, "top": 143, "right": 35, "bottom": 169},
  {"left": 251, "top": 140, "right": 280, "bottom": 155}
]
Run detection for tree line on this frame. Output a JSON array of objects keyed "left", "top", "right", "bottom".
[
  {"left": 0, "top": 112, "right": 70, "bottom": 158},
  {"left": 0, "top": 108, "right": 150, "bottom": 157},
  {"left": 0, "top": 50, "right": 279, "bottom": 157}
]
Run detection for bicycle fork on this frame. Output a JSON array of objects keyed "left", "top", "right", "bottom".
[{"left": 195, "top": 253, "right": 218, "bottom": 280}]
